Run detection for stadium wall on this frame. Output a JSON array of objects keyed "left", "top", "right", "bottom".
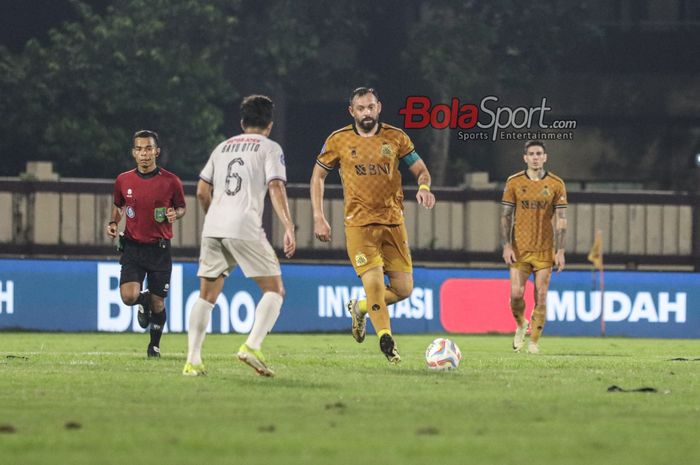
[
  {"left": 0, "top": 259, "right": 697, "bottom": 338},
  {"left": 0, "top": 179, "right": 698, "bottom": 269}
]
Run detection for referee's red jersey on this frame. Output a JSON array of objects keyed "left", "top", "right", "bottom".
[{"left": 113, "top": 168, "right": 186, "bottom": 243}]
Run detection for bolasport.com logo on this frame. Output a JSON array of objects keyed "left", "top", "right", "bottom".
[{"left": 398, "top": 96, "right": 576, "bottom": 142}]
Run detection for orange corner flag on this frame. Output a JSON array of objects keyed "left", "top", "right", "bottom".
[{"left": 588, "top": 230, "right": 604, "bottom": 270}]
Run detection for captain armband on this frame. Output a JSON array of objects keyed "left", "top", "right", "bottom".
[{"left": 400, "top": 150, "right": 421, "bottom": 167}]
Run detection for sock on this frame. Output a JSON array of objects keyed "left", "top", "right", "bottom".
[
  {"left": 136, "top": 290, "right": 151, "bottom": 310},
  {"left": 358, "top": 299, "right": 367, "bottom": 314},
  {"left": 510, "top": 297, "right": 526, "bottom": 326},
  {"left": 530, "top": 305, "right": 547, "bottom": 343},
  {"left": 149, "top": 309, "right": 166, "bottom": 347},
  {"left": 245, "top": 292, "right": 283, "bottom": 350},
  {"left": 187, "top": 298, "right": 214, "bottom": 365},
  {"left": 363, "top": 276, "right": 391, "bottom": 337}
]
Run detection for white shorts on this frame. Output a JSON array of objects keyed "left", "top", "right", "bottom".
[{"left": 197, "top": 237, "right": 281, "bottom": 279}]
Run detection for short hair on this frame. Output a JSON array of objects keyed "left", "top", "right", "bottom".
[
  {"left": 349, "top": 87, "right": 380, "bottom": 105},
  {"left": 241, "top": 95, "right": 274, "bottom": 128},
  {"left": 133, "top": 129, "right": 159, "bottom": 147},
  {"left": 524, "top": 140, "right": 546, "bottom": 153}
]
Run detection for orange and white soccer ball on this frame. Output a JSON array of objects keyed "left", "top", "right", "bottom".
[{"left": 425, "top": 338, "right": 462, "bottom": 371}]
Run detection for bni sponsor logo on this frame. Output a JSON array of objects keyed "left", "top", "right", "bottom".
[{"left": 317, "top": 285, "right": 433, "bottom": 320}]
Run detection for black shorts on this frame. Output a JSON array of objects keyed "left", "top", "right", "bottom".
[{"left": 119, "top": 239, "right": 172, "bottom": 298}]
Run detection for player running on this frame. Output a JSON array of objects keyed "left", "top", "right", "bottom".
[
  {"left": 183, "top": 95, "right": 295, "bottom": 377},
  {"left": 107, "top": 129, "right": 186, "bottom": 358},
  {"left": 310, "top": 87, "right": 436, "bottom": 363}
]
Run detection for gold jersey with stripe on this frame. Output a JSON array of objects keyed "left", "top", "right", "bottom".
[
  {"left": 501, "top": 171, "right": 567, "bottom": 253},
  {"left": 316, "top": 122, "right": 415, "bottom": 227}
]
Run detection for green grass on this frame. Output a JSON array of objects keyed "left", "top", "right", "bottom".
[{"left": 1, "top": 333, "right": 699, "bottom": 465}]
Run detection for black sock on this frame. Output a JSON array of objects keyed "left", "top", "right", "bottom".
[
  {"left": 136, "top": 291, "right": 151, "bottom": 309},
  {"left": 149, "top": 309, "right": 166, "bottom": 347}
]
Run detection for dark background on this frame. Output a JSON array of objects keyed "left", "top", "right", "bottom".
[{"left": 2, "top": 0, "right": 700, "bottom": 189}]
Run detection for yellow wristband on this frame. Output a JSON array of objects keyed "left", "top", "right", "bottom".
[{"left": 419, "top": 184, "right": 431, "bottom": 191}]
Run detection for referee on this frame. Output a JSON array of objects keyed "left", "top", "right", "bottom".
[{"left": 106, "top": 130, "right": 186, "bottom": 358}]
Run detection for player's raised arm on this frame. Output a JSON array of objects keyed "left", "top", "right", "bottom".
[
  {"left": 408, "top": 159, "right": 436, "bottom": 209},
  {"left": 268, "top": 179, "right": 296, "bottom": 258},
  {"left": 501, "top": 204, "right": 516, "bottom": 265},
  {"left": 310, "top": 163, "right": 332, "bottom": 242}
]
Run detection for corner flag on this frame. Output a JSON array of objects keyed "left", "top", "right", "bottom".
[
  {"left": 588, "top": 229, "right": 605, "bottom": 336},
  {"left": 587, "top": 230, "right": 604, "bottom": 270}
]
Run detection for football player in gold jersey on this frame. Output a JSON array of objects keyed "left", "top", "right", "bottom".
[
  {"left": 311, "top": 87, "right": 436, "bottom": 363},
  {"left": 501, "top": 140, "right": 567, "bottom": 354}
]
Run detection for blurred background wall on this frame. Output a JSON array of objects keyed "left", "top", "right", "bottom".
[{"left": 1, "top": 0, "right": 699, "bottom": 268}]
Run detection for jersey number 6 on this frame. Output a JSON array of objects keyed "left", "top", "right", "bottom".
[{"left": 225, "top": 158, "right": 244, "bottom": 196}]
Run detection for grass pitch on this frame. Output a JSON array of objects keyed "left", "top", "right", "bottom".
[{"left": 1, "top": 333, "right": 699, "bottom": 465}]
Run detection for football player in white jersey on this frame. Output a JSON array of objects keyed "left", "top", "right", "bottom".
[{"left": 183, "top": 95, "right": 296, "bottom": 377}]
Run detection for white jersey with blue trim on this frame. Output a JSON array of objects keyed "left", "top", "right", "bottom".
[{"left": 200, "top": 133, "right": 286, "bottom": 240}]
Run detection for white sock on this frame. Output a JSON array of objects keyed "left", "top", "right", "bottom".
[
  {"left": 187, "top": 298, "right": 214, "bottom": 365},
  {"left": 245, "top": 292, "right": 283, "bottom": 350}
]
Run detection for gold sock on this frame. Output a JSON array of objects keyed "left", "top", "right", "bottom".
[
  {"left": 510, "top": 297, "right": 526, "bottom": 326},
  {"left": 361, "top": 270, "right": 391, "bottom": 336},
  {"left": 365, "top": 282, "right": 391, "bottom": 336},
  {"left": 530, "top": 305, "right": 547, "bottom": 343},
  {"left": 366, "top": 301, "right": 391, "bottom": 337},
  {"left": 358, "top": 299, "right": 367, "bottom": 314}
]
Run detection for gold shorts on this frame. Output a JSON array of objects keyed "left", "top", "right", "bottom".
[
  {"left": 345, "top": 224, "right": 413, "bottom": 276},
  {"left": 510, "top": 249, "right": 554, "bottom": 274}
]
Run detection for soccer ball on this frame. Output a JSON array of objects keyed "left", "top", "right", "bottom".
[{"left": 425, "top": 338, "right": 462, "bottom": 371}]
